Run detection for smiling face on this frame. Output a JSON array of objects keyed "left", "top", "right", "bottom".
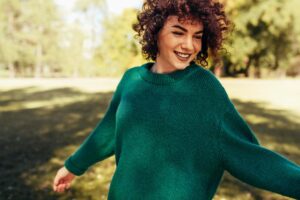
[{"left": 154, "top": 15, "right": 204, "bottom": 73}]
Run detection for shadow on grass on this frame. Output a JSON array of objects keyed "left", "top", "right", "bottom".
[
  {"left": 0, "top": 88, "right": 299, "bottom": 200},
  {"left": 0, "top": 87, "right": 115, "bottom": 200}
]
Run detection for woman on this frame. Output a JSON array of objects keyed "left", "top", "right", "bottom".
[{"left": 53, "top": 0, "right": 300, "bottom": 199}]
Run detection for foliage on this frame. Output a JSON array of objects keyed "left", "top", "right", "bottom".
[
  {"left": 57, "top": 24, "right": 86, "bottom": 77},
  {"left": 0, "top": 0, "right": 300, "bottom": 77},
  {"left": 94, "top": 8, "right": 146, "bottom": 76},
  {"left": 222, "top": 0, "right": 300, "bottom": 77},
  {"left": 0, "top": 0, "right": 62, "bottom": 77}
]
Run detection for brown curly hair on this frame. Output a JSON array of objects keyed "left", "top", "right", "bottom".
[{"left": 132, "top": 0, "right": 231, "bottom": 67}]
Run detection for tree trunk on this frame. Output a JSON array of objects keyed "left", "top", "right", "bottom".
[
  {"left": 8, "top": 63, "right": 15, "bottom": 78},
  {"left": 34, "top": 44, "right": 42, "bottom": 78},
  {"left": 7, "top": 12, "right": 15, "bottom": 78},
  {"left": 248, "top": 54, "right": 261, "bottom": 78},
  {"left": 244, "top": 57, "right": 253, "bottom": 77}
]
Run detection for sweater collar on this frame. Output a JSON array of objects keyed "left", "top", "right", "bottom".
[{"left": 138, "top": 62, "right": 199, "bottom": 85}]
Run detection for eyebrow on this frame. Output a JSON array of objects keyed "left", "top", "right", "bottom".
[{"left": 171, "top": 25, "right": 203, "bottom": 34}]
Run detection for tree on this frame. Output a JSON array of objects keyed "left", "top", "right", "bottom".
[
  {"left": 222, "top": 0, "right": 299, "bottom": 78},
  {"left": 74, "top": 0, "right": 107, "bottom": 56},
  {"left": 22, "top": 0, "right": 61, "bottom": 77},
  {"left": 94, "top": 8, "right": 146, "bottom": 76},
  {"left": 0, "top": 0, "right": 62, "bottom": 77},
  {"left": 0, "top": 0, "right": 21, "bottom": 77},
  {"left": 57, "top": 23, "right": 86, "bottom": 77}
]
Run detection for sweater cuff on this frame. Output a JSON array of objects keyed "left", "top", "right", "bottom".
[{"left": 64, "top": 157, "right": 86, "bottom": 176}]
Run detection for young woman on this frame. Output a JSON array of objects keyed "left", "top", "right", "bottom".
[{"left": 53, "top": 0, "right": 300, "bottom": 199}]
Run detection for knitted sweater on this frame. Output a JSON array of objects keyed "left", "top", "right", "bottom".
[{"left": 65, "top": 62, "right": 300, "bottom": 199}]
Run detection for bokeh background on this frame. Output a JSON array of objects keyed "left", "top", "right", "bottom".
[{"left": 0, "top": 0, "right": 299, "bottom": 199}]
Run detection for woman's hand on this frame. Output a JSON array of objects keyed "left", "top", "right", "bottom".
[{"left": 53, "top": 166, "right": 76, "bottom": 193}]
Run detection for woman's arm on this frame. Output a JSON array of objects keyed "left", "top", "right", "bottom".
[
  {"left": 64, "top": 72, "right": 127, "bottom": 176},
  {"left": 218, "top": 101, "right": 300, "bottom": 199}
]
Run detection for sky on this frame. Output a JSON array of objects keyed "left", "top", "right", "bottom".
[
  {"left": 55, "top": 0, "right": 142, "bottom": 15},
  {"left": 107, "top": 0, "right": 142, "bottom": 14},
  {"left": 53, "top": 0, "right": 143, "bottom": 58}
]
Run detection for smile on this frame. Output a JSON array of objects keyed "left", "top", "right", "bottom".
[{"left": 174, "top": 51, "right": 191, "bottom": 60}]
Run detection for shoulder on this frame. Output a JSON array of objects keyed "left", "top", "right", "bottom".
[
  {"left": 193, "top": 64, "right": 228, "bottom": 95},
  {"left": 115, "top": 64, "right": 144, "bottom": 91},
  {"left": 118, "top": 65, "right": 140, "bottom": 83},
  {"left": 125, "top": 65, "right": 140, "bottom": 74},
  {"left": 121, "top": 65, "right": 142, "bottom": 80},
  {"left": 192, "top": 64, "right": 232, "bottom": 112}
]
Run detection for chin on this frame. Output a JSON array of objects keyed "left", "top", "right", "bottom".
[
  {"left": 173, "top": 62, "right": 190, "bottom": 69},
  {"left": 170, "top": 57, "right": 194, "bottom": 69}
]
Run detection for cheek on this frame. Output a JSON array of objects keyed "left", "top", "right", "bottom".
[
  {"left": 161, "top": 40, "right": 176, "bottom": 54},
  {"left": 166, "top": 37, "right": 179, "bottom": 48},
  {"left": 194, "top": 41, "right": 202, "bottom": 52},
  {"left": 197, "top": 39, "right": 203, "bottom": 49}
]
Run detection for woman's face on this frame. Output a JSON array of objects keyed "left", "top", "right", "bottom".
[{"left": 156, "top": 15, "right": 204, "bottom": 72}]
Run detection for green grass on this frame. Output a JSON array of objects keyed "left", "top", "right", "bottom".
[{"left": 0, "top": 79, "right": 299, "bottom": 200}]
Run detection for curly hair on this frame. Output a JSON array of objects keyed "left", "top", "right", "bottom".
[{"left": 132, "top": 0, "right": 231, "bottom": 67}]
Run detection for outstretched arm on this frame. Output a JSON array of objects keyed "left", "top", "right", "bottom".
[
  {"left": 64, "top": 72, "right": 127, "bottom": 176},
  {"left": 218, "top": 101, "right": 300, "bottom": 199}
]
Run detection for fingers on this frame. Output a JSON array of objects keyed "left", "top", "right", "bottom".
[
  {"left": 53, "top": 174, "right": 60, "bottom": 189},
  {"left": 57, "top": 184, "right": 66, "bottom": 193},
  {"left": 53, "top": 177, "right": 72, "bottom": 193},
  {"left": 53, "top": 171, "right": 62, "bottom": 191},
  {"left": 53, "top": 182, "right": 70, "bottom": 193},
  {"left": 53, "top": 173, "right": 67, "bottom": 192},
  {"left": 53, "top": 167, "right": 75, "bottom": 193}
]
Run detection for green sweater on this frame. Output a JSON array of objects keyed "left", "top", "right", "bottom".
[{"left": 65, "top": 62, "right": 300, "bottom": 199}]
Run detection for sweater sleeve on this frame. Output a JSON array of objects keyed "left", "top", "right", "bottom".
[
  {"left": 218, "top": 101, "right": 300, "bottom": 199},
  {"left": 64, "top": 73, "right": 126, "bottom": 176}
]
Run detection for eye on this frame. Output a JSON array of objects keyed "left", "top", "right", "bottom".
[
  {"left": 172, "top": 32, "right": 183, "bottom": 36},
  {"left": 194, "top": 35, "right": 202, "bottom": 40}
]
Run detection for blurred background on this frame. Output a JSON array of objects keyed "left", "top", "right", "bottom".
[{"left": 0, "top": 0, "right": 299, "bottom": 199}]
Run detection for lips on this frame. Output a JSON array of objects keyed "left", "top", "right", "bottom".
[{"left": 174, "top": 51, "right": 192, "bottom": 61}]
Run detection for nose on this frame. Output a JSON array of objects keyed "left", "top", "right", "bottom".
[{"left": 181, "top": 36, "right": 193, "bottom": 51}]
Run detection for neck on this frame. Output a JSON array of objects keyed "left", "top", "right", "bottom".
[
  {"left": 151, "top": 62, "right": 177, "bottom": 74},
  {"left": 152, "top": 62, "right": 191, "bottom": 74}
]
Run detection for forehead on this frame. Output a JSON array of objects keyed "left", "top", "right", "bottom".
[{"left": 164, "top": 15, "right": 203, "bottom": 29}]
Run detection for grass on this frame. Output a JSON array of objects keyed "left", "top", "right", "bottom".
[{"left": 0, "top": 78, "right": 299, "bottom": 200}]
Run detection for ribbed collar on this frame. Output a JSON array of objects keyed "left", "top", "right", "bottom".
[{"left": 138, "top": 62, "right": 199, "bottom": 85}]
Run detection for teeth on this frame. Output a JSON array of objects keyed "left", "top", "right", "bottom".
[
  {"left": 175, "top": 51, "right": 190, "bottom": 58},
  {"left": 178, "top": 53, "right": 189, "bottom": 58}
]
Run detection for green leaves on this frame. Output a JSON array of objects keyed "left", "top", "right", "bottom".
[
  {"left": 0, "top": 0, "right": 61, "bottom": 77},
  {"left": 94, "top": 8, "right": 146, "bottom": 76},
  {"left": 223, "top": 0, "right": 299, "bottom": 76}
]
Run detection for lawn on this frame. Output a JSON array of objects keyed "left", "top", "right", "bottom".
[{"left": 0, "top": 78, "right": 299, "bottom": 200}]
